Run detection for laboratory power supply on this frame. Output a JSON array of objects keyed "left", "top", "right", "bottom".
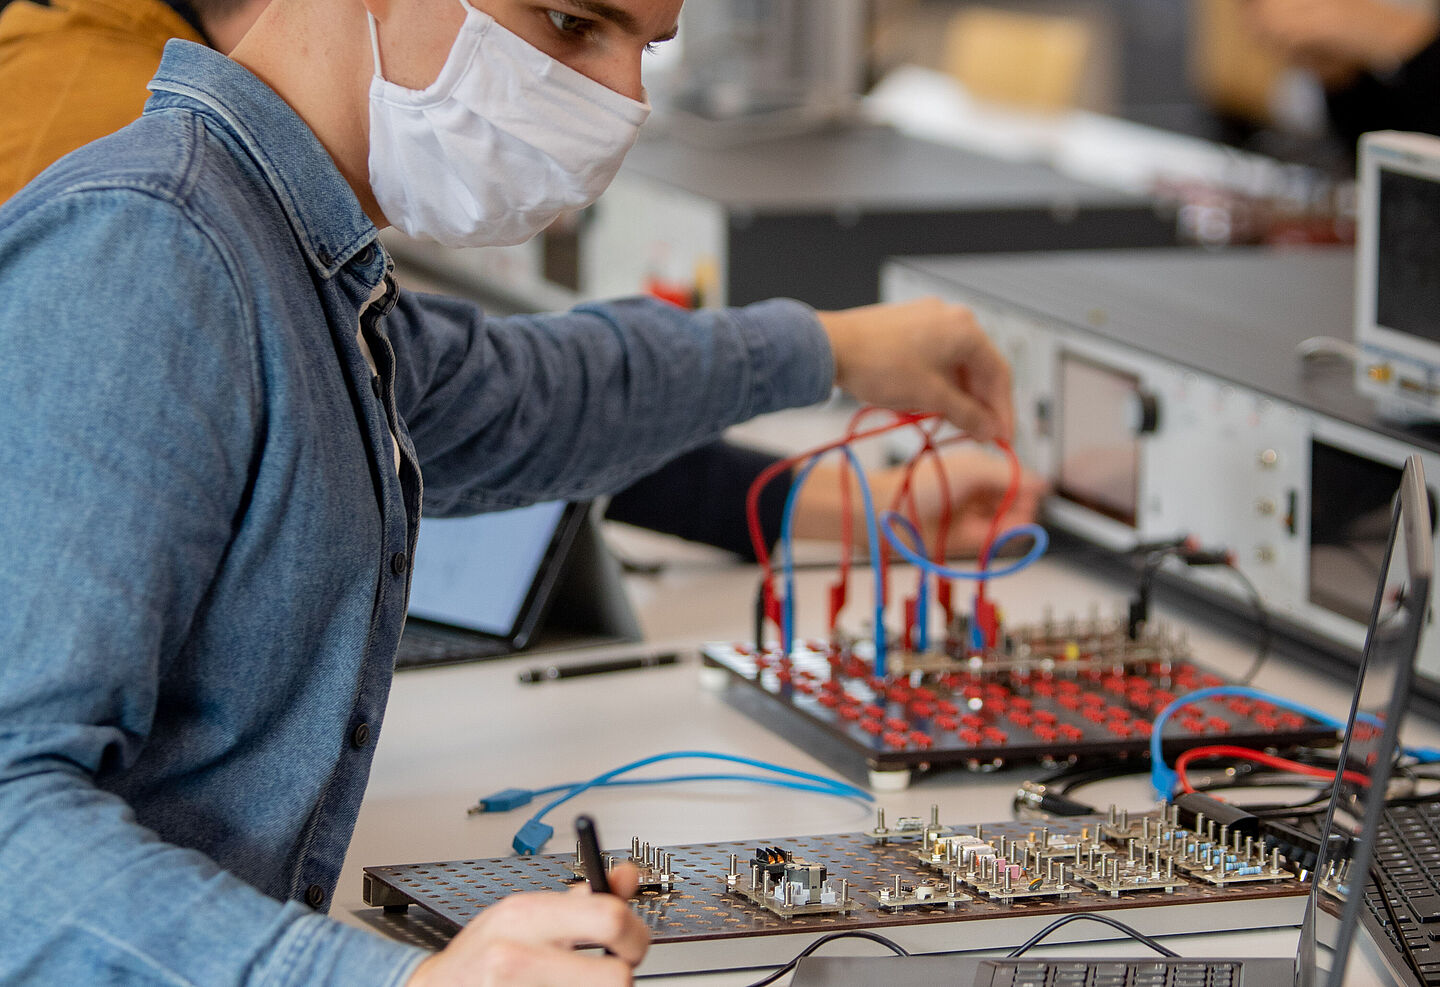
[{"left": 882, "top": 245, "right": 1440, "bottom": 701}]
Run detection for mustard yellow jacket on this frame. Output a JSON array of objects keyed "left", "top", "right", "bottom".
[{"left": 0, "top": 0, "right": 203, "bottom": 203}]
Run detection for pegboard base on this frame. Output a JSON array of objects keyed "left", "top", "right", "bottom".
[{"left": 361, "top": 818, "right": 1308, "bottom": 976}]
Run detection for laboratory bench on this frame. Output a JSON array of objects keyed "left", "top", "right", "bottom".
[{"left": 334, "top": 490, "right": 1438, "bottom": 984}]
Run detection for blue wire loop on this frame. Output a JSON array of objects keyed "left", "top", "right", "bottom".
[
  {"left": 781, "top": 446, "right": 886, "bottom": 674},
  {"left": 884, "top": 514, "right": 1048, "bottom": 653},
  {"left": 881, "top": 513, "right": 1050, "bottom": 581},
  {"left": 523, "top": 773, "right": 873, "bottom": 802},
  {"left": 516, "top": 750, "right": 873, "bottom": 854},
  {"left": 780, "top": 449, "right": 1048, "bottom": 677}
]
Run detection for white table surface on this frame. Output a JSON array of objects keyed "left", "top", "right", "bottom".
[{"left": 333, "top": 501, "right": 1440, "bottom": 984}]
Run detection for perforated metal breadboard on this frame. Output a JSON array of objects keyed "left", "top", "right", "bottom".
[
  {"left": 361, "top": 818, "right": 1308, "bottom": 974},
  {"left": 701, "top": 626, "right": 1335, "bottom": 777}
]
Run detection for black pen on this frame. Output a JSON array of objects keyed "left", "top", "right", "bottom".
[
  {"left": 518, "top": 651, "right": 679, "bottom": 684},
  {"left": 574, "top": 814, "right": 612, "bottom": 895},
  {"left": 575, "top": 814, "right": 618, "bottom": 958}
]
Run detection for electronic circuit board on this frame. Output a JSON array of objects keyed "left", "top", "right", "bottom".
[
  {"left": 701, "top": 610, "right": 1335, "bottom": 783},
  {"left": 360, "top": 810, "right": 1310, "bottom": 976}
]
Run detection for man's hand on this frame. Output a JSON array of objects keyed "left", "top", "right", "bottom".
[
  {"left": 408, "top": 864, "right": 648, "bottom": 987},
  {"left": 794, "top": 449, "right": 1047, "bottom": 556},
  {"left": 1243, "top": 0, "right": 1438, "bottom": 75},
  {"left": 816, "top": 298, "right": 1015, "bottom": 445}
]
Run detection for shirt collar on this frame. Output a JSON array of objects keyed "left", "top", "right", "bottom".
[{"left": 146, "top": 40, "right": 378, "bottom": 280}]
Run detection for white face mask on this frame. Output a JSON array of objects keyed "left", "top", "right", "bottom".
[{"left": 366, "top": 2, "right": 651, "bottom": 248}]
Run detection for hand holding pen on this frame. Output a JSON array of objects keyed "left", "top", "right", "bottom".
[
  {"left": 405, "top": 817, "right": 648, "bottom": 986},
  {"left": 575, "top": 815, "right": 645, "bottom": 962}
]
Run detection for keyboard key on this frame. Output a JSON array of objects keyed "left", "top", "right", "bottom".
[{"left": 1410, "top": 894, "right": 1440, "bottom": 921}]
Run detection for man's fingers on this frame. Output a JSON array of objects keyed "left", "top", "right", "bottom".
[
  {"left": 562, "top": 885, "right": 650, "bottom": 966},
  {"left": 606, "top": 862, "right": 641, "bottom": 900},
  {"left": 921, "top": 375, "right": 1004, "bottom": 444},
  {"left": 815, "top": 298, "right": 1016, "bottom": 440},
  {"left": 933, "top": 335, "right": 1014, "bottom": 440},
  {"left": 953, "top": 333, "right": 1016, "bottom": 440},
  {"left": 476, "top": 888, "right": 650, "bottom": 966},
  {"left": 454, "top": 937, "right": 638, "bottom": 987},
  {"left": 416, "top": 886, "right": 650, "bottom": 987}
]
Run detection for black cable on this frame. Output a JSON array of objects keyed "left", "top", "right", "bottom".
[
  {"left": 1190, "top": 771, "right": 1332, "bottom": 794},
  {"left": 1251, "top": 803, "right": 1333, "bottom": 821},
  {"left": 1036, "top": 757, "right": 1147, "bottom": 796},
  {"left": 1386, "top": 760, "right": 1440, "bottom": 796},
  {"left": 1053, "top": 763, "right": 1145, "bottom": 798},
  {"left": 743, "top": 930, "right": 910, "bottom": 987},
  {"left": 1127, "top": 542, "right": 1271, "bottom": 684},
  {"left": 1019, "top": 763, "right": 1332, "bottom": 821},
  {"left": 1128, "top": 546, "right": 1181, "bottom": 640},
  {"left": 1188, "top": 776, "right": 1334, "bottom": 816},
  {"left": 1220, "top": 561, "right": 1271, "bottom": 685},
  {"left": 1006, "top": 913, "right": 1181, "bottom": 959},
  {"left": 1170, "top": 744, "right": 1436, "bottom": 816},
  {"left": 1020, "top": 741, "right": 1343, "bottom": 821},
  {"left": 1013, "top": 761, "right": 1148, "bottom": 819},
  {"left": 1183, "top": 747, "right": 1343, "bottom": 779},
  {"left": 1176, "top": 749, "right": 1340, "bottom": 813},
  {"left": 1398, "top": 763, "right": 1440, "bottom": 782}
]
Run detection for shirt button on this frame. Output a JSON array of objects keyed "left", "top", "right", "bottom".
[
  {"left": 356, "top": 243, "right": 376, "bottom": 266},
  {"left": 390, "top": 552, "right": 407, "bottom": 577},
  {"left": 305, "top": 884, "right": 325, "bottom": 908},
  {"left": 351, "top": 722, "right": 371, "bottom": 749},
  {"left": 370, "top": 376, "right": 382, "bottom": 399}
]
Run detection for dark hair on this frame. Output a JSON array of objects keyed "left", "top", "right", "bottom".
[
  {"left": 163, "top": 0, "right": 252, "bottom": 44},
  {"left": 186, "top": 0, "right": 254, "bottom": 20}
]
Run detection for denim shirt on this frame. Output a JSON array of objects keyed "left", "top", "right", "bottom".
[{"left": 0, "top": 41, "right": 832, "bottom": 986}]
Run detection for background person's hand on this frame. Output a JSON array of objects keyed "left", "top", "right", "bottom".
[
  {"left": 1243, "top": 0, "right": 1438, "bottom": 76},
  {"left": 407, "top": 863, "right": 648, "bottom": 987},
  {"left": 816, "top": 298, "right": 1015, "bottom": 445},
  {"left": 794, "top": 449, "right": 1047, "bottom": 556},
  {"left": 883, "top": 448, "right": 1048, "bottom": 558}
]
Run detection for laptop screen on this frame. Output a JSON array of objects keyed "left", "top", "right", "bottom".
[
  {"left": 1302, "top": 455, "right": 1433, "bottom": 987},
  {"left": 407, "top": 501, "right": 573, "bottom": 638}
]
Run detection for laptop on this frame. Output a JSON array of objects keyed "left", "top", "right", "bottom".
[
  {"left": 396, "top": 500, "right": 639, "bottom": 669},
  {"left": 792, "top": 455, "right": 1433, "bottom": 987}
]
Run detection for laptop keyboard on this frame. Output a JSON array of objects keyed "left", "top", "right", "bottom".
[
  {"left": 982, "top": 960, "right": 1239, "bottom": 987},
  {"left": 394, "top": 622, "right": 513, "bottom": 668},
  {"left": 1369, "top": 800, "right": 1440, "bottom": 985}
]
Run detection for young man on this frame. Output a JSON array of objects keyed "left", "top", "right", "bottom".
[
  {"left": 0, "top": 0, "right": 1015, "bottom": 984},
  {"left": 0, "top": 0, "right": 1045, "bottom": 560}
]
